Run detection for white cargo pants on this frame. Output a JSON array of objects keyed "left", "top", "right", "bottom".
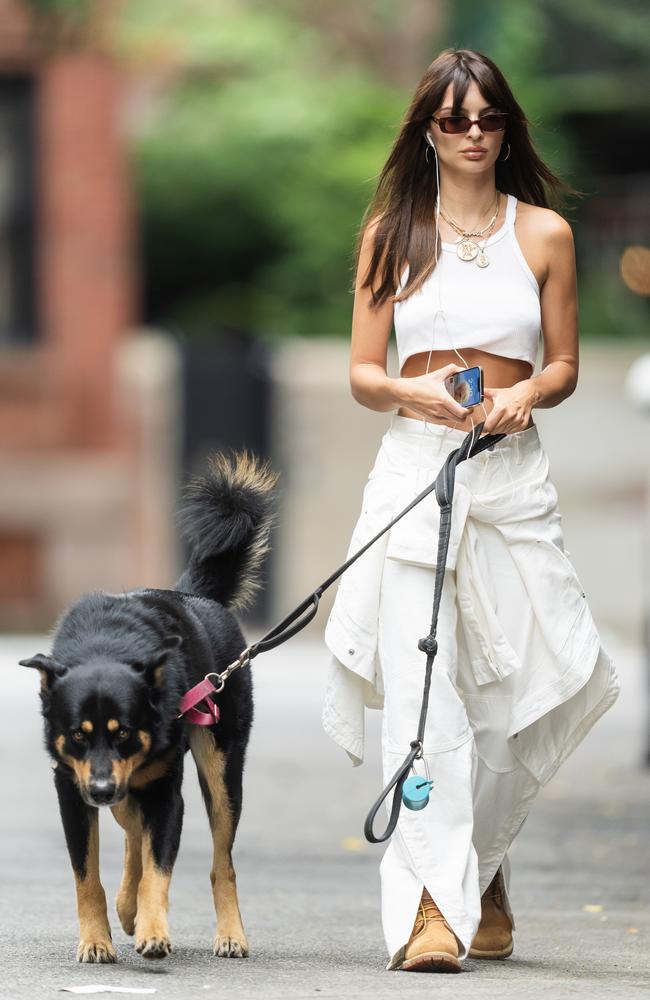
[{"left": 377, "top": 418, "right": 544, "bottom": 969}]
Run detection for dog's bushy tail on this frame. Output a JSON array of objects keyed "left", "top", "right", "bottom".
[{"left": 174, "top": 449, "right": 279, "bottom": 611}]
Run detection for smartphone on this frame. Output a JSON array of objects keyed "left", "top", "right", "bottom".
[{"left": 444, "top": 365, "right": 483, "bottom": 407}]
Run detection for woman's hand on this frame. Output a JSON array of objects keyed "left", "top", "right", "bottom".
[
  {"left": 480, "top": 382, "right": 536, "bottom": 435},
  {"left": 399, "top": 363, "right": 475, "bottom": 423}
]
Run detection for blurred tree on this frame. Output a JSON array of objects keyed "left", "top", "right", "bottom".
[{"left": 115, "top": 0, "right": 414, "bottom": 339}]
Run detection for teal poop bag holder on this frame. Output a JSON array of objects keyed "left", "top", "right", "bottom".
[
  {"left": 363, "top": 422, "right": 505, "bottom": 843},
  {"left": 402, "top": 772, "right": 435, "bottom": 810}
]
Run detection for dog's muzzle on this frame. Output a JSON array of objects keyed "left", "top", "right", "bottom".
[{"left": 86, "top": 778, "right": 119, "bottom": 806}]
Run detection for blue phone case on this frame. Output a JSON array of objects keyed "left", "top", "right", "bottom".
[{"left": 445, "top": 366, "right": 483, "bottom": 407}]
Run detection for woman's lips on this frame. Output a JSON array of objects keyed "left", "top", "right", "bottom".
[{"left": 462, "top": 149, "right": 487, "bottom": 158}]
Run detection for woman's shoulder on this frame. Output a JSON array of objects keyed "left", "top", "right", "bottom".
[
  {"left": 514, "top": 197, "right": 575, "bottom": 247},
  {"left": 361, "top": 212, "right": 387, "bottom": 245}
]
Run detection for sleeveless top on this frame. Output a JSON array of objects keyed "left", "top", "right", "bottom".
[{"left": 393, "top": 193, "right": 541, "bottom": 374}]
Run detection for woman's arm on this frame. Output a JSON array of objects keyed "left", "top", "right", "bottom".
[
  {"left": 348, "top": 217, "right": 403, "bottom": 412},
  {"left": 481, "top": 214, "right": 580, "bottom": 435},
  {"left": 349, "top": 218, "right": 468, "bottom": 422},
  {"left": 523, "top": 214, "right": 579, "bottom": 409}
]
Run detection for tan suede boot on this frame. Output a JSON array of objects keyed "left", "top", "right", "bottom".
[
  {"left": 401, "top": 887, "right": 462, "bottom": 973},
  {"left": 468, "top": 866, "right": 514, "bottom": 959}
]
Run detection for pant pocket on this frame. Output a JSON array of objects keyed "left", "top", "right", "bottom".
[{"left": 463, "top": 693, "right": 519, "bottom": 773}]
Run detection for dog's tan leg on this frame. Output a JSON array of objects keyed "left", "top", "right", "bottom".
[
  {"left": 133, "top": 831, "right": 173, "bottom": 958},
  {"left": 189, "top": 727, "right": 249, "bottom": 957},
  {"left": 75, "top": 809, "right": 116, "bottom": 963},
  {"left": 124, "top": 757, "right": 183, "bottom": 959},
  {"left": 111, "top": 798, "right": 143, "bottom": 935},
  {"left": 53, "top": 768, "right": 116, "bottom": 963}
]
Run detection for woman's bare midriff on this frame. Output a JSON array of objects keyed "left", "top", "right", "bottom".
[{"left": 397, "top": 348, "right": 536, "bottom": 431}]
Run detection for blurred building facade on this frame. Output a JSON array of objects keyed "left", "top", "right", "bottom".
[{"left": 0, "top": 0, "right": 180, "bottom": 629}]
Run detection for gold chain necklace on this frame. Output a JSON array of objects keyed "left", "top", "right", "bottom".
[
  {"left": 439, "top": 191, "right": 501, "bottom": 267},
  {"left": 439, "top": 191, "right": 499, "bottom": 236}
]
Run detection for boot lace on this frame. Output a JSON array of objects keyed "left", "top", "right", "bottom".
[
  {"left": 414, "top": 889, "right": 452, "bottom": 935},
  {"left": 485, "top": 869, "right": 504, "bottom": 910}
]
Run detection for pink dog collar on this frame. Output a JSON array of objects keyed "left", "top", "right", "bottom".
[{"left": 178, "top": 677, "right": 221, "bottom": 726}]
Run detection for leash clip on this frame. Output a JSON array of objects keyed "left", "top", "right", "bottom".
[
  {"left": 212, "top": 645, "right": 253, "bottom": 687},
  {"left": 202, "top": 671, "right": 226, "bottom": 692},
  {"left": 176, "top": 646, "right": 254, "bottom": 724}
]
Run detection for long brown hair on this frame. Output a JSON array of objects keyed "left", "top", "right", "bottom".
[{"left": 356, "top": 48, "right": 582, "bottom": 307}]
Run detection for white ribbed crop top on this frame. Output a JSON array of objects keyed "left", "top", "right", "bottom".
[{"left": 393, "top": 193, "right": 541, "bottom": 374}]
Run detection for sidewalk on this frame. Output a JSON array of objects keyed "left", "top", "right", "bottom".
[{"left": 0, "top": 626, "right": 648, "bottom": 998}]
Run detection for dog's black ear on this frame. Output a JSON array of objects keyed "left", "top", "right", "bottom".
[
  {"left": 19, "top": 653, "right": 68, "bottom": 689},
  {"left": 131, "top": 634, "right": 182, "bottom": 687}
]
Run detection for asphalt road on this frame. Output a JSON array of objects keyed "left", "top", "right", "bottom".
[{"left": 0, "top": 626, "right": 648, "bottom": 999}]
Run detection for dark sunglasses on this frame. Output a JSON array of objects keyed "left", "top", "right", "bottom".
[{"left": 431, "top": 112, "right": 508, "bottom": 134}]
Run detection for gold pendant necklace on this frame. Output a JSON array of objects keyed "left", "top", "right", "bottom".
[
  {"left": 447, "top": 193, "right": 499, "bottom": 265},
  {"left": 440, "top": 192, "right": 501, "bottom": 267},
  {"left": 456, "top": 237, "right": 481, "bottom": 262},
  {"left": 452, "top": 212, "right": 498, "bottom": 265}
]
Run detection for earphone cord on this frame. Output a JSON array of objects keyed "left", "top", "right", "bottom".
[{"left": 414, "top": 135, "right": 519, "bottom": 509}]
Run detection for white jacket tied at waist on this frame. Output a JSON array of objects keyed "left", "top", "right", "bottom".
[{"left": 321, "top": 426, "right": 620, "bottom": 786}]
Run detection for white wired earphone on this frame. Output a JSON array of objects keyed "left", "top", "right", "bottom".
[{"left": 413, "top": 130, "right": 520, "bottom": 508}]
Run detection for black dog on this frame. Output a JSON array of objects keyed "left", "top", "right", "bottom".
[{"left": 20, "top": 450, "right": 278, "bottom": 963}]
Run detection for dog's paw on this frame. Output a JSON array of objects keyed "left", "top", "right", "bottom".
[
  {"left": 213, "top": 934, "right": 249, "bottom": 958},
  {"left": 77, "top": 937, "right": 117, "bottom": 963},
  {"left": 115, "top": 892, "right": 137, "bottom": 936},
  {"left": 135, "top": 934, "right": 172, "bottom": 959}
]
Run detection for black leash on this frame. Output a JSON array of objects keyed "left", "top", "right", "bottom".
[
  {"left": 195, "top": 420, "right": 506, "bottom": 839},
  {"left": 362, "top": 421, "right": 505, "bottom": 841}
]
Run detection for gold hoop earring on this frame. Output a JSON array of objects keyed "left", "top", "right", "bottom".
[{"left": 499, "top": 142, "right": 511, "bottom": 162}]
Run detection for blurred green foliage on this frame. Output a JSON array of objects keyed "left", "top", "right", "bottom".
[
  {"left": 116, "top": 1, "right": 406, "bottom": 340},
  {"left": 107, "top": 0, "right": 648, "bottom": 341}
]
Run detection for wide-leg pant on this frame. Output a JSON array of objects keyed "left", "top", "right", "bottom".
[
  {"left": 377, "top": 416, "right": 548, "bottom": 969},
  {"left": 379, "top": 556, "right": 540, "bottom": 968},
  {"left": 323, "top": 411, "right": 619, "bottom": 968}
]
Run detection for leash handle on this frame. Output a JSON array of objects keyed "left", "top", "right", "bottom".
[{"left": 364, "top": 741, "right": 422, "bottom": 844}]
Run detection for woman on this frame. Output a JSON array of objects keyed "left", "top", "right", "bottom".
[{"left": 321, "top": 48, "right": 620, "bottom": 974}]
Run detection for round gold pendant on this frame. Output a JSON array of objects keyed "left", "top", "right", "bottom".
[
  {"left": 476, "top": 252, "right": 489, "bottom": 267},
  {"left": 456, "top": 237, "right": 479, "bottom": 261}
]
